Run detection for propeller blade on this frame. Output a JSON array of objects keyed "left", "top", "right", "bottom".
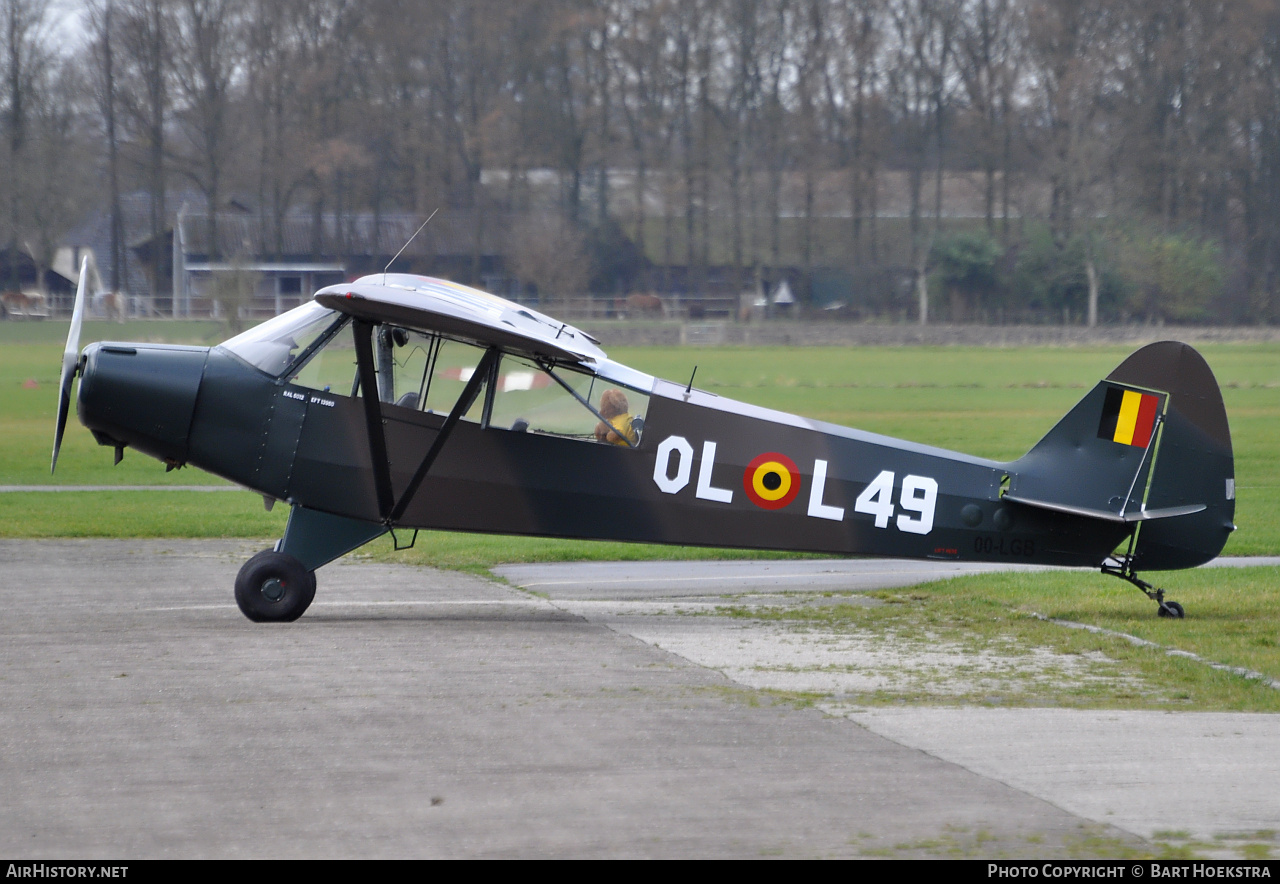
[{"left": 52, "top": 257, "right": 90, "bottom": 474}]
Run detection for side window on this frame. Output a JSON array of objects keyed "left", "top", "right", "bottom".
[
  {"left": 374, "top": 327, "right": 434, "bottom": 409},
  {"left": 591, "top": 382, "right": 648, "bottom": 447},
  {"left": 290, "top": 321, "right": 359, "bottom": 396},
  {"left": 489, "top": 355, "right": 649, "bottom": 447},
  {"left": 488, "top": 355, "right": 587, "bottom": 435},
  {"left": 420, "top": 338, "right": 490, "bottom": 422},
  {"left": 288, "top": 325, "right": 488, "bottom": 421}
]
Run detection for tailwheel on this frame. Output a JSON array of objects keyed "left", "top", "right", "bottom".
[
  {"left": 1102, "top": 555, "right": 1186, "bottom": 619},
  {"left": 235, "top": 550, "right": 317, "bottom": 622}
]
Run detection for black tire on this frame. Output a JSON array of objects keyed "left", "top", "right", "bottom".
[
  {"left": 234, "top": 550, "right": 316, "bottom": 623},
  {"left": 1158, "top": 600, "right": 1186, "bottom": 619}
]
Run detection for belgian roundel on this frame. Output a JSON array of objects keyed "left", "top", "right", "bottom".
[{"left": 743, "top": 453, "right": 801, "bottom": 510}]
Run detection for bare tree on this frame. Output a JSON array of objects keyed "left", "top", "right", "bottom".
[
  {"left": 1, "top": 0, "right": 50, "bottom": 292},
  {"left": 954, "top": 0, "right": 1023, "bottom": 239},
  {"left": 509, "top": 212, "right": 589, "bottom": 305},
  {"left": 793, "top": 0, "right": 827, "bottom": 300},
  {"left": 757, "top": 0, "right": 793, "bottom": 277},
  {"left": 1232, "top": 2, "right": 1280, "bottom": 321},
  {"left": 24, "top": 59, "right": 96, "bottom": 300},
  {"left": 115, "top": 0, "right": 173, "bottom": 309},
  {"left": 537, "top": 0, "right": 597, "bottom": 225},
  {"left": 208, "top": 250, "right": 259, "bottom": 332},
  {"left": 612, "top": 0, "right": 674, "bottom": 286},
  {"left": 885, "top": 0, "right": 957, "bottom": 324},
  {"left": 87, "top": 0, "right": 124, "bottom": 291},
  {"left": 1, "top": 0, "right": 1271, "bottom": 327},
  {"left": 669, "top": 0, "right": 711, "bottom": 295},
  {"left": 1026, "top": 0, "right": 1118, "bottom": 325},
  {"left": 719, "top": 0, "right": 766, "bottom": 296},
  {"left": 433, "top": 0, "right": 520, "bottom": 282},
  {"left": 171, "top": 0, "right": 246, "bottom": 280},
  {"left": 827, "top": 0, "right": 885, "bottom": 265}
]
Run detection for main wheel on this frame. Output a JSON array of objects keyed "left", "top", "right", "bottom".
[
  {"left": 235, "top": 550, "right": 317, "bottom": 622},
  {"left": 1158, "top": 600, "right": 1186, "bottom": 619}
]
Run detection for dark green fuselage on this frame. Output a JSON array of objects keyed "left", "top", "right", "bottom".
[{"left": 79, "top": 337, "right": 1233, "bottom": 573}]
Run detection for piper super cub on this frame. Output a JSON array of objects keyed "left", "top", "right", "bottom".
[{"left": 52, "top": 262, "right": 1235, "bottom": 622}]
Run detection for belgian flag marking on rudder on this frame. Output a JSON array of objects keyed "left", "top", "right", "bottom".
[{"left": 1098, "top": 385, "right": 1160, "bottom": 447}]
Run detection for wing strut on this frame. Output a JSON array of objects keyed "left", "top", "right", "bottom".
[
  {"left": 352, "top": 319, "right": 395, "bottom": 518},
  {"left": 386, "top": 345, "right": 499, "bottom": 525}
]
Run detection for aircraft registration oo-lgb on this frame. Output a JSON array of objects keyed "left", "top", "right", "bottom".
[{"left": 51, "top": 261, "right": 1235, "bottom": 623}]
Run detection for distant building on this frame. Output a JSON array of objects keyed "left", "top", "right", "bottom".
[
  {"left": 60, "top": 170, "right": 1010, "bottom": 319},
  {"left": 60, "top": 191, "right": 208, "bottom": 315},
  {"left": 63, "top": 195, "right": 518, "bottom": 318}
]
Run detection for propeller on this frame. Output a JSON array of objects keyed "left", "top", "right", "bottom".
[{"left": 51, "top": 257, "right": 90, "bottom": 474}]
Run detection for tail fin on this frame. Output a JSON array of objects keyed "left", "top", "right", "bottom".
[{"left": 1006, "top": 342, "right": 1234, "bottom": 570}]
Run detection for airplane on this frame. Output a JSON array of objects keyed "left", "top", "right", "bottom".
[{"left": 51, "top": 260, "right": 1235, "bottom": 622}]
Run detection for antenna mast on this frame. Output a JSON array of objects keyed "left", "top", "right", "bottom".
[{"left": 383, "top": 208, "right": 440, "bottom": 283}]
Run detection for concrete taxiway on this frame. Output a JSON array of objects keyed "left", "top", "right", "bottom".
[
  {"left": 496, "top": 557, "right": 1280, "bottom": 847},
  {"left": 2, "top": 540, "right": 1274, "bottom": 858}
]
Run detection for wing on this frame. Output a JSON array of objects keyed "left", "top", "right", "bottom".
[{"left": 314, "top": 274, "right": 605, "bottom": 365}]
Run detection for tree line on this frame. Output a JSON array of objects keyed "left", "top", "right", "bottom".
[{"left": 2, "top": 0, "right": 1279, "bottom": 323}]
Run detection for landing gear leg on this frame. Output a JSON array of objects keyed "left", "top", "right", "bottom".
[{"left": 1102, "top": 555, "right": 1185, "bottom": 619}]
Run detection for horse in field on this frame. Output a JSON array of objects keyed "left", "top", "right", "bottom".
[
  {"left": 95, "top": 291, "right": 127, "bottom": 323},
  {"left": 0, "top": 290, "right": 48, "bottom": 319},
  {"left": 616, "top": 292, "right": 665, "bottom": 318}
]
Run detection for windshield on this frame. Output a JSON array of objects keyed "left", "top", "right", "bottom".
[{"left": 219, "top": 301, "right": 344, "bottom": 377}]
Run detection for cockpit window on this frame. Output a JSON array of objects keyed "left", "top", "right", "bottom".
[
  {"left": 489, "top": 354, "right": 648, "bottom": 447},
  {"left": 224, "top": 309, "right": 647, "bottom": 445},
  {"left": 290, "top": 321, "right": 358, "bottom": 395},
  {"left": 363, "top": 325, "right": 647, "bottom": 445},
  {"left": 418, "top": 337, "right": 489, "bottom": 421},
  {"left": 220, "top": 301, "right": 344, "bottom": 378}
]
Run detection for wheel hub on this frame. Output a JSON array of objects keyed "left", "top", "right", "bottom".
[{"left": 261, "top": 577, "right": 286, "bottom": 602}]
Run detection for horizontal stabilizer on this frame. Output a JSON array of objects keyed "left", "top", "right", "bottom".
[{"left": 1002, "top": 494, "right": 1206, "bottom": 524}]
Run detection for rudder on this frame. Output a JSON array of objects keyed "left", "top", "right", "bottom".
[
  {"left": 1006, "top": 342, "right": 1234, "bottom": 570},
  {"left": 1109, "top": 342, "right": 1235, "bottom": 569}
]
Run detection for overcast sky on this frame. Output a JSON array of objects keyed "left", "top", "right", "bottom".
[{"left": 48, "top": 0, "right": 90, "bottom": 56}]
